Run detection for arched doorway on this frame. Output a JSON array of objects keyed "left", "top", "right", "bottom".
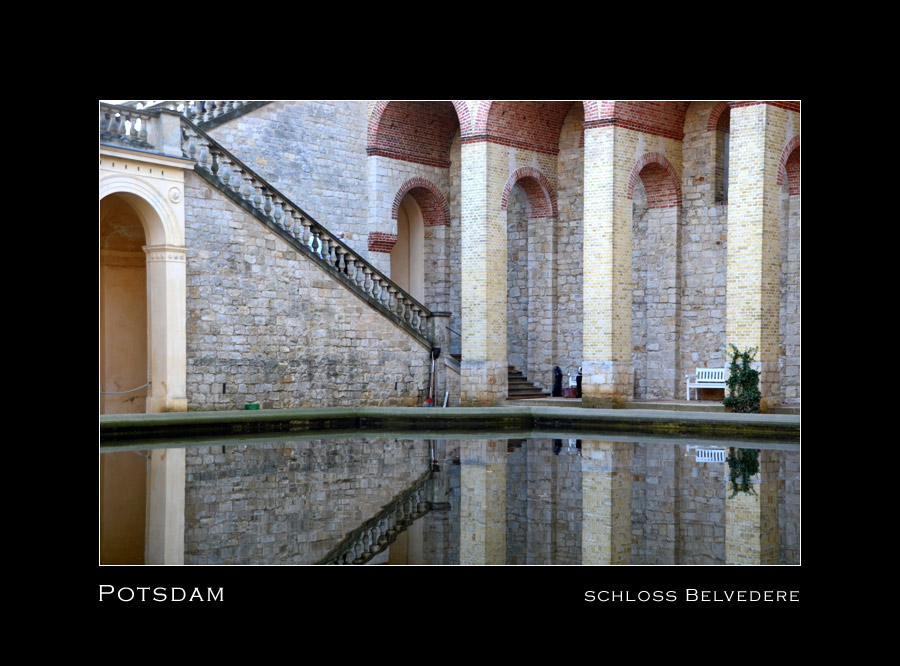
[
  {"left": 100, "top": 193, "right": 149, "bottom": 563},
  {"left": 392, "top": 194, "right": 425, "bottom": 303},
  {"left": 100, "top": 194, "right": 148, "bottom": 414}
]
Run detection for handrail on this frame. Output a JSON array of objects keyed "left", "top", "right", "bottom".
[
  {"left": 179, "top": 117, "right": 434, "bottom": 340},
  {"left": 317, "top": 470, "right": 433, "bottom": 565}
]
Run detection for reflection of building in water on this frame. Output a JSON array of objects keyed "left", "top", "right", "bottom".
[{"left": 100, "top": 437, "right": 799, "bottom": 565}]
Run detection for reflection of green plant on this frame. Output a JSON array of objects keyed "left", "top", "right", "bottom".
[
  {"left": 727, "top": 447, "right": 759, "bottom": 497},
  {"left": 723, "top": 345, "right": 761, "bottom": 413}
]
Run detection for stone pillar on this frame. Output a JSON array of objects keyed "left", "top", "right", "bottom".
[
  {"left": 144, "top": 245, "right": 188, "bottom": 413},
  {"left": 459, "top": 439, "right": 507, "bottom": 564},
  {"left": 726, "top": 104, "right": 787, "bottom": 408},
  {"left": 581, "top": 440, "right": 633, "bottom": 564},
  {"left": 143, "top": 244, "right": 186, "bottom": 565},
  {"left": 429, "top": 312, "right": 451, "bottom": 405},
  {"left": 582, "top": 126, "right": 633, "bottom": 407},
  {"left": 460, "top": 141, "right": 507, "bottom": 405}
]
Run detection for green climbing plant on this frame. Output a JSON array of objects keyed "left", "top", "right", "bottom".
[
  {"left": 723, "top": 344, "right": 761, "bottom": 413},
  {"left": 726, "top": 447, "right": 759, "bottom": 497}
]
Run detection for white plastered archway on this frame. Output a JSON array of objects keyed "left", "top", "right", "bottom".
[{"left": 100, "top": 153, "right": 188, "bottom": 564}]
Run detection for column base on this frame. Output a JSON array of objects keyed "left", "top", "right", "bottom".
[
  {"left": 581, "top": 361, "right": 633, "bottom": 409},
  {"left": 460, "top": 360, "right": 508, "bottom": 406}
]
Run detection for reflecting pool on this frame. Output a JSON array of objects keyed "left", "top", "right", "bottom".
[{"left": 101, "top": 434, "right": 799, "bottom": 565}]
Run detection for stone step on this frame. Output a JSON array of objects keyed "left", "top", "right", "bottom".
[{"left": 507, "top": 365, "right": 549, "bottom": 400}]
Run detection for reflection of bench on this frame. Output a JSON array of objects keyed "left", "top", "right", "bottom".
[{"left": 685, "top": 368, "right": 727, "bottom": 400}]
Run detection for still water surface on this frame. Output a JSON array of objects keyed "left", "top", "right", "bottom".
[{"left": 105, "top": 433, "right": 799, "bottom": 565}]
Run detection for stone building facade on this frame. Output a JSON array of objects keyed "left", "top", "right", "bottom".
[{"left": 99, "top": 99, "right": 800, "bottom": 564}]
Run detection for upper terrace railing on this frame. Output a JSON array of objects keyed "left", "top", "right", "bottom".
[
  {"left": 117, "top": 100, "right": 269, "bottom": 126},
  {"left": 100, "top": 102, "right": 434, "bottom": 345}
]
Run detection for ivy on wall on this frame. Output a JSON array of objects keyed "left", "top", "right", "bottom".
[{"left": 723, "top": 345, "right": 761, "bottom": 413}]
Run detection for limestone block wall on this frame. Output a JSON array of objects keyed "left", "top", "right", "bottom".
[
  {"left": 183, "top": 438, "right": 430, "bottom": 564},
  {"left": 206, "top": 101, "right": 371, "bottom": 258},
  {"left": 556, "top": 107, "right": 585, "bottom": 378},
  {"left": 184, "top": 171, "right": 430, "bottom": 410},
  {"left": 679, "top": 105, "right": 729, "bottom": 382},
  {"left": 632, "top": 186, "right": 681, "bottom": 399}
]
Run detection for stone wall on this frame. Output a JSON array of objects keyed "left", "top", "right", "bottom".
[
  {"left": 556, "top": 105, "right": 584, "bottom": 379},
  {"left": 184, "top": 171, "right": 431, "bottom": 410},
  {"left": 206, "top": 101, "right": 371, "bottom": 258}
]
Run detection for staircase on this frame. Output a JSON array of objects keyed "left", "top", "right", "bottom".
[
  {"left": 507, "top": 366, "right": 550, "bottom": 400},
  {"left": 99, "top": 102, "right": 435, "bottom": 348}
]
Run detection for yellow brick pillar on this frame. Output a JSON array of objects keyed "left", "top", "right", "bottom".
[
  {"left": 582, "top": 126, "right": 633, "bottom": 407},
  {"left": 460, "top": 439, "right": 507, "bottom": 564},
  {"left": 725, "top": 449, "right": 779, "bottom": 565},
  {"left": 727, "top": 103, "right": 790, "bottom": 408},
  {"left": 460, "top": 141, "right": 508, "bottom": 405},
  {"left": 581, "top": 440, "right": 633, "bottom": 564}
]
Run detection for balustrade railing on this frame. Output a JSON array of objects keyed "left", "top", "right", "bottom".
[
  {"left": 318, "top": 472, "right": 432, "bottom": 565},
  {"left": 123, "top": 100, "right": 256, "bottom": 124},
  {"left": 99, "top": 103, "right": 153, "bottom": 148},
  {"left": 180, "top": 120, "right": 433, "bottom": 341}
]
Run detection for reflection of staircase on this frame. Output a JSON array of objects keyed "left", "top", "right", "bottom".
[
  {"left": 317, "top": 471, "right": 433, "bottom": 565},
  {"left": 507, "top": 366, "right": 550, "bottom": 400}
]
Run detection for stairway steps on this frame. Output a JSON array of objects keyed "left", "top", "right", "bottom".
[{"left": 507, "top": 366, "right": 550, "bottom": 400}]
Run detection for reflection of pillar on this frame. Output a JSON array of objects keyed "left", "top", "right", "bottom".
[
  {"left": 725, "top": 449, "right": 779, "bottom": 565},
  {"left": 144, "top": 245, "right": 187, "bottom": 413},
  {"left": 581, "top": 441, "right": 633, "bottom": 564},
  {"left": 460, "top": 142, "right": 507, "bottom": 405},
  {"left": 460, "top": 440, "right": 506, "bottom": 564},
  {"left": 146, "top": 448, "right": 185, "bottom": 565},
  {"left": 582, "top": 126, "right": 633, "bottom": 407}
]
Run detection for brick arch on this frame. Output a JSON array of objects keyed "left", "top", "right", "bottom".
[
  {"left": 391, "top": 177, "right": 450, "bottom": 227},
  {"left": 777, "top": 135, "right": 801, "bottom": 195},
  {"left": 472, "top": 100, "right": 593, "bottom": 135},
  {"left": 707, "top": 101, "right": 731, "bottom": 132},
  {"left": 627, "top": 152, "right": 682, "bottom": 208},
  {"left": 500, "top": 167, "right": 557, "bottom": 218},
  {"left": 367, "top": 101, "right": 468, "bottom": 167}
]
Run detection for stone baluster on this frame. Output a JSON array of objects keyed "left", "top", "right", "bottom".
[
  {"left": 298, "top": 216, "right": 312, "bottom": 247},
  {"left": 282, "top": 208, "right": 294, "bottom": 236},
  {"left": 272, "top": 198, "right": 284, "bottom": 229},
  {"left": 386, "top": 285, "right": 396, "bottom": 312},
  {"left": 362, "top": 266, "right": 373, "bottom": 296},
  {"left": 137, "top": 116, "right": 148, "bottom": 143},
  {"left": 209, "top": 148, "right": 220, "bottom": 177}
]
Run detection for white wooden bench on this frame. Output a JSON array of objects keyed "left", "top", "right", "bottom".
[{"left": 685, "top": 368, "right": 727, "bottom": 400}]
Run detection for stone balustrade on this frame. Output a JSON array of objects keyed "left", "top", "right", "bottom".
[
  {"left": 180, "top": 122, "right": 433, "bottom": 341},
  {"left": 99, "top": 103, "right": 154, "bottom": 148},
  {"left": 318, "top": 472, "right": 432, "bottom": 564}
]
